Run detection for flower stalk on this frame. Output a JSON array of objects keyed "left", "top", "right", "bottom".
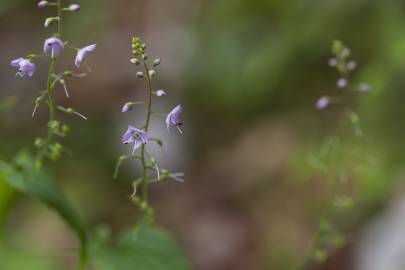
[{"left": 117, "top": 37, "right": 184, "bottom": 225}]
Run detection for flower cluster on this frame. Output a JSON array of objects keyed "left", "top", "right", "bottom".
[
  {"left": 315, "top": 41, "right": 370, "bottom": 137},
  {"left": 116, "top": 36, "right": 184, "bottom": 224},
  {"left": 304, "top": 41, "right": 373, "bottom": 266},
  {"left": 316, "top": 40, "right": 370, "bottom": 111},
  {"left": 10, "top": 1, "right": 96, "bottom": 167}
]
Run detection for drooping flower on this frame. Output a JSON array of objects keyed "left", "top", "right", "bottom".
[
  {"left": 347, "top": 60, "right": 356, "bottom": 71},
  {"left": 10, "top": 58, "right": 35, "bottom": 77},
  {"left": 336, "top": 78, "right": 348, "bottom": 89},
  {"left": 358, "top": 83, "right": 370, "bottom": 93},
  {"left": 156, "top": 90, "right": 166, "bottom": 97},
  {"left": 75, "top": 44, "right": 96, "bottom": 68},
  {"left": 316, "top": 96, "right": 330, "bottom": 110},
  {"left": 43, "top": 37, "right": 64, "bottom": 57},
  {"left": 166, "top": 105, "right": 183, "bottom": 133},
  {"left": 38, "top": 1, "right": 49, "bottom": 8},
  {"left": 328, "top": 58, "right": 338, "bottom": 67},
  {"left": 122, "top": 125, "right": 148, "bottom": 154},
  {"left": 68, "top": 4, "right": 80, "bottom": 12},
  {"left": 121, "top": 102, "right": 132, "bottom": 113}
]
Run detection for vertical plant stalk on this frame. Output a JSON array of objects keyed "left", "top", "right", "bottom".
[
  {"left": 140, "top": 62, "right": 154, "bottom": 222},
  {"left": 298, "top": 174, "right": 340, "bottom": 269},
  {"left": 36, "top": 1, "right": 88, "bottom": 268}
]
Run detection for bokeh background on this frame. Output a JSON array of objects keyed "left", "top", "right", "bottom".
[{"left": 2, "top": 0, "right": 405, "bottom": 269}]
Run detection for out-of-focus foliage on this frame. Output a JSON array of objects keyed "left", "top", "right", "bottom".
[
  {"left": 0, "top": 152, "right": 88, "bottom": 266},
  {"left": 92, "top": 226, "right": 190, "bottom": 270}
]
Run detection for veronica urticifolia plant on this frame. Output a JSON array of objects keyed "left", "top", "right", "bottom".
[
  {"left": 7, "top": 1, "right": 96, "bottom": 268},
  {"left": 301, "top": 41, "right": 371, "bottom": 266},
  {"left": 11, "top": 0, "right": 96, "bottom": 169},
  {"left": 115, "top": 37, "right": 184, "bottom": 225}
]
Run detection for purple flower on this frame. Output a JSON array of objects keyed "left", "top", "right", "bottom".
[
  {"left": 38, "top": 1, "right": 49, "bottom": 8},
  {"left": 358, "top": 83, "right": 370, "bottom": 93},
  {"left": 122, "top": 125, "right": 148, "bottom": 154},
  {"left": 11, "top": 58, "right": 35, "bottom": 77},
  {"left": 328, "top": 58, "right": 338, "bottom": 67},
  {"left": 336, "top": 78, "right": 348, "bottom": 89},
  {"left": 156, "top": 90, "right": 166, "bottom": 97},
  {"left": 316, "top": 96, "right": 330, "bottom": 110},
  {"left": 347, "top": 60, "right": 356, "bottom": 70},
  {"left": 68, "top": 4, "right": 80, "bottom": 12},
  {"left": 166, "top": 105, "right": 183, "bottom": 133},
  {"left": 75, "top": 44, "right": 96, "bottom": 68},
  {"left": 122, "top": 102, "right": 132, "bottom": 113},
  {"left": 44, "top": 37, "right": 64, "bottom": 57}
]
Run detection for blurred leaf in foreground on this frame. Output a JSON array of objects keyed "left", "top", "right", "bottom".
[
  {"left": 0, "top": 246, "right": 56, "bottom": 270},
  {"left": 0, "top": 152, "right": 88, "bottom": 269},
  {"left": 92, "top": 226, "right": 191, "bottom": 270}
]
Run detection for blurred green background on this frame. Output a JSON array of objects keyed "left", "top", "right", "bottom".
[{"left": 1, "top": 0, "right": 405, "bottom": 269}]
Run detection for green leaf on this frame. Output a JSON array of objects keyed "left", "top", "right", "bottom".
[
  {"left": 92, "top": 226, "right": 191, "bottom": 270},
  {"left": 0, "top": 175, "right": 14, "bottom": 223},
  {"left": 0, "top": 152, "right": 88, "bottom": 269},
  {"left": 0, "top": 246, "right": 56, "bottom": 270}
]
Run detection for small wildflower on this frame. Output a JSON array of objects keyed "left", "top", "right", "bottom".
[
  {"left": 153, "top": 58, "right": 161, "bottom": 67},
  {"left": 347, "top": 60, "right": 356, "bottom": 70},
  {"left": 156, "top": 90, "right": 166, "bottom": 97},
  {"left": 336, "top": 78, "right": 348, "bottom": 89},
  {"left": 75, "top": 44, "right": 96, "bottom": 68},
  {"left": 358, "top": 83, "right": 370, "bottom": 93},
  {"left": 43, "top": 37, "right": 64, "bottom": 57},
  {"left": 122, "top": 102, "right": 132, "bottom": 113},
  {"left": 136, "top": 71, "right": 144, "bottom": 78},
  {"left": 328, "top": 58, "right": 338, "bottom": 67},
  {"left": 166, "top": 105, "right": 183, "bottom": 133},
  {"left": 37, "top": 1, "right": 49, "bottom": 8},
  {"left": 130, "top": 58, "right": 140, "bottom": 65},
  {"left": 11, "top": 58, "right": 35, "bottom": 77},
  {"left": 68, "top": 4, "right": 80, "bottom": 12},
  {"left": 316, "top": 96, "right": 330, "bottom": 110},
  {"left": 122, "top": 125, "right": 148, "bottom": 154}
]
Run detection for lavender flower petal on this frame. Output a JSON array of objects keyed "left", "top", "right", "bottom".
[
  {"left": 166, "top": 105, "right": 183, "bottom": 132},
  {"left": 156, "top": 90, "right": 166, "bottom": 97},
  {"left": 44, "top": 37, "right": 64, "bottom": 56},
  {"left": 75, "top": 44, "right": 96, "bottom": 68},
  {"left": 316, "top": 96, "right": 330, "bottom": 110},
  {"left": 11, "top": 58, "right": 35, "bottom": 77}
]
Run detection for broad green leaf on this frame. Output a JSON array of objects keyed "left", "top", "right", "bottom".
[
  {"left": 0, "top": 174, "right": 14, "bottom": 223},
  {"left": 0, "top": 152, "right": 88, "bottom": 269},
  {"left": 0, "top": 246, "right": 56, "bottom": 270},
  {"left": 92, "top": 226, "right": 191, "bottom": 270}
]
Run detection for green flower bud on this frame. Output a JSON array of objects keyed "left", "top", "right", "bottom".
[
  {"left": 148, "top": 70, "right": 156, "bottom": 78},
  {"left": 130, "top": 58, "right": 140, "bottom": 65},
  {"left": 34, "top": 138, "right": 44, "bottom": 147},
  {"left": 152, "top": 58, "right": 161, "bottom": 67}
]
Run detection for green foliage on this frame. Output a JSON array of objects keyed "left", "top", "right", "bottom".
[
  {"left": 0, "top": 175, "right": 14, "bottom": 222},
  {"left": 92, "top": 226, "right": 191, "bottom": 270},
  {"left": 0, "top": 246, "right": 56, "bottom": 270},
  {"left": 0, "top": 152, "right": 88, "bottom": 269}
]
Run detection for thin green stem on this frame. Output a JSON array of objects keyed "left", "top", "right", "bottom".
[
  {"left": 36, "top": 0, "right": 65, "bottom": 165},
  {"left": 297, "top": 174, "right": 340, "bottom": 270},
  {"left": 140, "top": 62, "right": 154, "bottom": 221},
  {"left": 57, "top": 0, "right": 62, "bottom": 37}
]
